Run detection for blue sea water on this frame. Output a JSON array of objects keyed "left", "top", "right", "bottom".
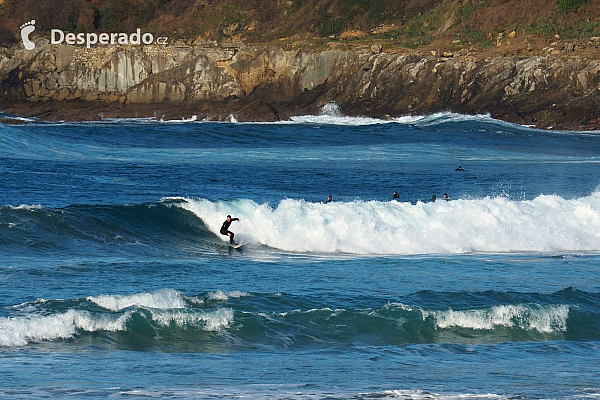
[{"left": 1, "top": 109, "right": 600, "bottom": 399}]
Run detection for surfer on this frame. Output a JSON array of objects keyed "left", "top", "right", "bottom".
[
  {"left": 455, "top": 165, "right": 465, "bottom": 171},
  {"left": 432, "top": 194, "right": 437, "bottom": 202},
  {"left": 393, "top": 191, "right": 400, "bottom": 199},
  {"left": 326, "top": 195, "right": 333, "bottom": 203},
  {"left": 220, "top": 215, "right": 241, "bottom": 244},
  {"left": 443, "top": 193, "right": 449, "bottom": 201}
]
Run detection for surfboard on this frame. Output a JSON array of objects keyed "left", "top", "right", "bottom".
[{"left": 230, "top": 243, "right": 244, "bottom": 249}]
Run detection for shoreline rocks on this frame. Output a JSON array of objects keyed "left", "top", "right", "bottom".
[{"left": 1, "top": 43, "right": 600, "bottom": 130}]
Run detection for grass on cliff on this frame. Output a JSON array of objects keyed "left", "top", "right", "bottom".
[{"left": 1, "top": 0, "right": 599, "bottom": 51}]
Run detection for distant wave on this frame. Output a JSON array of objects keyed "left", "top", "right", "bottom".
[
  {"left": 100, "top": 388, "right": 511, "bottom": 400},
  {"left": 174, "top": 193, "right": 600, "bottom": 255},
  {"left": 287, "top": 104, "right": 570, "bottom": 132},
  {"left": 2, "top": 288, "right": 597, "bottom": 348},
  {"left": 0, "top": 111, "right": 36, "bottom": 122},
  {"left": 290, "top": 108, "right": 522, "bottom": 128},
  {"left": 3, "top": 107, "right": 575, "bottom": 131}
]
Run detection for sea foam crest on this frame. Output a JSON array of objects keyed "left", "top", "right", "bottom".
[
  {"left": 6, "top": 204, "right": 44, "bottom": 210},
  {"left": 88, "top": 288, "right": 187, "bottom": 311},
  {"left": 424, "top": 304, "right": 570, "bottom": 333},
  {"left": 0, "top": 310, "right": 130, "bottom": 347},
  {"left": 206, "top": 290, "right": 250, "bottom": 301},
  {"left": 320, "top": 102, "right": 343, "bottom": 117},
  {"left": 290, "top": 101, "right": 390, "bottom": 125},
  {"left": 178, "top": 194, "right": 600, "bottom": 255},
  {"left": 149, "top": 308, "right": 234, "bottom": 331},
  {"left": 380, "top": 390, "right": 506, "bottom": 400},
  {"left": 393, "top": 111, "right": 503, "bottom": 127},
  {"left": 287, "top": 109, "right": 519, "bottom": 129}
]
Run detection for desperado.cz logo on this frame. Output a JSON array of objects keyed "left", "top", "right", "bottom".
[
  {"left": 20, "top": 20, "right": 168, "bottom": 50},
  {"left": 20, "top": 20, "right": 36, "bottom": 50}
]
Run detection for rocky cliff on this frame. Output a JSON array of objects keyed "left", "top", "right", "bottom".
[{"left": 1, "top": 40, "right": 600, "bottom": 129}]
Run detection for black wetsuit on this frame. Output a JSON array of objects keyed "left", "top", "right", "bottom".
[{"left": 220, "top": 218, "right": 239, "bottom": 243}]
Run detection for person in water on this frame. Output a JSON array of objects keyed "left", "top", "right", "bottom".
[
  {"left": 393, "top": 191, "right": 400, "bottom": 199},
  {"left": 432, "top": 194, "right": 437, "bottom": 202},
  {"left": 326, "top": 195, "right": 333, "bottom": 203},
  {"left": 220, "top": 215, "right": 241, "bottom": 244},
  {"left": 455, "top": 165, "right": 465, "bottom": 171},
  {"left": 443, "top": 193, "right": 449, "bottom": 201}
]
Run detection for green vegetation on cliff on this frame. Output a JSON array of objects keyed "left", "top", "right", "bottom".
[{"left": 1, "top": 0, "right": 599, "bottom": 49}]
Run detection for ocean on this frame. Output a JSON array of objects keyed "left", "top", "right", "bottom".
[{"left": 1, "top": 108, "right": 600, "bottom": 399}]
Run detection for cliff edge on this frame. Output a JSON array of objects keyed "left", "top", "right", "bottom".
[{"left": 1, "top": 41, "right": 600, "bottom": 130}]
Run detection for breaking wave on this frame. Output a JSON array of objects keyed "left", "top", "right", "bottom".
[
  {"left": 2, "top": 288, "right": 598, "bottom": 348},
  {"left": 88, "top": 288, "right": 188, "bottom": 311},
  {"left": 175, "top": 193, "right": 600, "bottom": 255},
  {"left": 421, "top": 304, "right": 570, "bottom": 333},
  {"left": 1, "top": 289, "right": 235, "bottom": 347},
  {"left": 0, "top": 309, "right": 131, "bottom": 347},
  {"left": 3, "top": 193, "right": 600, "bottom": 257}
]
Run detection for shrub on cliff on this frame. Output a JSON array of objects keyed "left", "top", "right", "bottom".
[{"left": 557, "top": 0, "right": 590, "bottom": 12}]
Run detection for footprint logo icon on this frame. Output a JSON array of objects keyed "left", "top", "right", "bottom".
[{"left": 20, "top": 20, "right": 36, "bottom": 50}]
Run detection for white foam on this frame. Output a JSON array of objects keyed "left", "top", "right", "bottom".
[
  {"left": 287, "top": 110, "right": 513, "bottom": 128},
  {"left": 0, "top": 386, "right": 509, "bottom": 399},
  {"left": 424, "top": 304, "right": 569, "bottom": 333},
  {"left": 277, "top": 307, "right": 342, "bottom": 318},
  {"left": 320, "top": 102, "right": 343, "bottom": 116},
  {"left": 177, "top": 194, "right": 600, "bottom": 255},
  {"left": 289, "top": 101, "right": 391, "bottom": 125},
  {"left": 88, "top": 288, "right": 187, "bottom": 311},
  {"left": 7, "top": 204, "right": 44, "bottom": 210},
  {"left": 0, "top": 113, "right": 36, "bottom": 122},
  {"left": 207, "top": 290, "right": 250, "bottom": 301},
  {"left": 391, "top": 111, "right": 552, "bottom": 132},
  {"left": 290, "top": 114, "right": 392, "bottom": 126},
  {"left": 149, "top": 308, "right": 234, "bottom": 331},
  {"left": 393, "top": 111, "right": 496, "bottom": 126},
  {"left": 379, "top": 390, "right": 506, "bottom": 400},
  {"left": 0, "top": 309, "right": 130, "bottom": 347}
]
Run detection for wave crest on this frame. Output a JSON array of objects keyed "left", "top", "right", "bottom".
[
  {"left": 88, "top": 289, "right": 187, "bottom": 311},
  {"left": 1, "top": 289, "right": 237, "bottom": 347},
  {"left": 0, "top": 309, "right": 131, "bottom": 346},
  {"left": 149, "top": 308, "right": 234, "bottom": 331},
  {"left": 176, "top": 194, "right": 600, "bottom": 255},
  {"left": 423, "top": 304, "right": 570, "bottom": 333}
]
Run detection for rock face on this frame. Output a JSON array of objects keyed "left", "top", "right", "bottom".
[{"left": 1, "top": 41, "right": 600, "bottom": 129}]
